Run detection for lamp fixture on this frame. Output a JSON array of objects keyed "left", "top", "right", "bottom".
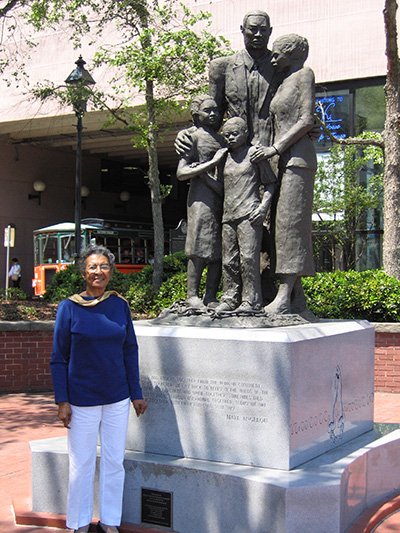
[
  {"left": 115, "top": 191, "right": 131, "bottom": 213},
  {"left": 28, "top": 180, "right": 46, "bottom": 205},
  {"left": 65, "top": 55, "right": 95, "bottom": 257},
  {"left": 119, "top": 191, "right": 131, "bottom": 202},
  {"left": 81, "top": 185, "right": 90, "bottom": 209},
  {"left": 65, "top": 55, "right": 96, "bottom": 115}
]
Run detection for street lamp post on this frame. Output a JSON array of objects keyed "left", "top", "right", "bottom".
[{"left": 65, "top": 55, "right": 95, "bottom": 258}]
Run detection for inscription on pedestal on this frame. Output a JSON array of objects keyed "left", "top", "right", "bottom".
[{"left": 143, "top": 375, "right": 269, "bottom": 416}]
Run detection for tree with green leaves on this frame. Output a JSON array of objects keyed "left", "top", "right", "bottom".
[
  {"left": 315, "top": 0, "right": 400, "bottom": 278},
  {"left": 0, "top": 0, "right": 37, "bottom": 83},
  {"left": 313, "top": 138, "right": 383, "bottom": 271},
  {"left": 28, "top": 0, "right": 231, "bottom": 291}
]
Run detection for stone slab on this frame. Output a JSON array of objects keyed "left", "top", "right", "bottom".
[
  {"left": 31, "top": 429, "right": 400, "bottom": 533},
  {"left": 128, "top": 320, "right": 374, "bottom": 470}
]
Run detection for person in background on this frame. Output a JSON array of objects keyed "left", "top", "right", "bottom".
[
  {"left": 120, "top": 248, "right": 132, "bottom": 263},
  {"left": 50, "top": 245, "right": 148, "bottom": 533},
  {"left": 135, "top": 249, "right": 145, "bottom": 264},
  {"left": 8, "top": 257, "right": 21, "bottom": 288}
]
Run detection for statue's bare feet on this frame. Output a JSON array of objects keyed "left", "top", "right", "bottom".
[
  {"left": 186, "top": 296, "right": 205, "bottom": 309},
  {"left": 203, "top": 294, "right": 218, "bottom": 307},
  {"left": 264, "top": 298, "right": 291, "bottom": 315},
  {"left": 235, "top": 301, "right": 261, "bottom": 313},
  {"left": 204, "top": 298, "right": 219, "bottom": 310},
  {"left": 214, "top": 301, "right": 237, "bottom": 314}
]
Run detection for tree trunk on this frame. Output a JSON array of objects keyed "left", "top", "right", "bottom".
[
  {"left": 146, "top": 79, "right": 164, "bottom": 292},
  {"left": 383, "top": 0, "right": 400, "bottom": 278}
]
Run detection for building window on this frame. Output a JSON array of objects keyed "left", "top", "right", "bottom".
[
  {"left": 355, "top": 85, "right": 385, "bottom": 135},
  {"left": 314, "top": 80, "right": 385, "bottom": 272}
]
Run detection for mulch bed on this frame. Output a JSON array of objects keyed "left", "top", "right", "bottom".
[
  {"left": 0, "top": 299, "right": 151, "bottom": 322},
  {"left": 0, "top": 299, "right": 59, "bottom": 321}
]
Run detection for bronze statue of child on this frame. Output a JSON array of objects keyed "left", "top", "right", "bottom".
[
  {"left": 177, "top": 95, "right": 228, "bottom": 309},
  {"left": 215, "top": 117, "right": 277, "bottom": 314}
]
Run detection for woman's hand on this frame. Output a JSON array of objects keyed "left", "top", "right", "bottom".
[
  {"left": 250, "top": 145, "right": 277, "bottom": 163},
  {"left": 57, "top": 401, "right": 72, "bottom": 429},
  {"left": 132, "top": 399, "right": 148, "bottom": 417}
]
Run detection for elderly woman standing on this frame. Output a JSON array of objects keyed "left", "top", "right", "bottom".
[{"left": 50, "top": 245, "right": 147, "bottom": 533}]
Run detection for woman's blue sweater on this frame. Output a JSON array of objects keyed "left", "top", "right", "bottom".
[{"left": 50, "top": 294, "right": 143, "bottom": 406}]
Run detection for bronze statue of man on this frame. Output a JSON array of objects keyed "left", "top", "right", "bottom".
[{"left": 208, "top": 10, "right": 282, "bottom": 149}]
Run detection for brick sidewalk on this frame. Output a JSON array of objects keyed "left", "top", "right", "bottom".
[
  {"left": 0, "top": 392, "right": 66, "bottom": 532},
  {"left": 2, "top": 392, "right": 400, "bottom": 532}
]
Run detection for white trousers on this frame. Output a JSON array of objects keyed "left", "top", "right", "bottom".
[{"left": 66, "top": 398, "right": 130, "bottom": 530}]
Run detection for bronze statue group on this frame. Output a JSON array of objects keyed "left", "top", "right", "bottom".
[{"left": 176, "top": 10, "right": 317, "bottom": 317}]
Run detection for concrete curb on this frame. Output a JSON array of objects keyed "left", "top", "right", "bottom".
[
  {"left": 0, "top": 320, "right": 55, "bottom": 332},
  {"left": 0, "top": 319, "right": 397, "bottom": 333}
]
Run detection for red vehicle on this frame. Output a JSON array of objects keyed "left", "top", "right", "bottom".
[{"left": 32, "top": 218, "right": 157, "bottom": 296}]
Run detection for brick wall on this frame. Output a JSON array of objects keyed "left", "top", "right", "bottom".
[
  {"left": 1, "top": 322, "right": 400, "bottom": 395},
  {"left": 375, "top": 325, "right": 400, "bottom": 394},
  {"left": 0, "top": 323, "right": 54, "bottom": 394}
]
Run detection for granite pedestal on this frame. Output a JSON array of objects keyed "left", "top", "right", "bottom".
[
  {"left": 128, "top": 320, "right": 374, "bottom": 470},
  {"left": 31, "top": 428, "right": 400, "bottom": 533},
  {"left": 31, "top": 320, "right": 400, "bottom": 533}
]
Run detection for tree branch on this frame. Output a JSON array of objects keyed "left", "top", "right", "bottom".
[
  {"left": 0, "top": 0, "right": 22, "bottom": 18},
  {"left": 314, "top": 115, "right": 385, "bottom": 149}
]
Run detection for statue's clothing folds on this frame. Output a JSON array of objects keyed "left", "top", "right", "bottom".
[
  {"left": 209, "top": 49, "right": 282, "bottom": 146},
  {"left": 184, "top": 129, "right": 224, "bottom": 261},
  {"left": 270, "top": 67, "right": 317, "bottom": 277}
]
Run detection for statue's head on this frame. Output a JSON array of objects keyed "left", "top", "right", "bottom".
[
  {"left": 241, "top": 11, "right": 272, "bottom": 55},
  {"left": 190, "top": 95, "right": 220, "bottom": 128},
  {"left": 271, "top": 34, "right": 309, "bottom": 71},
  {"left": 222, "top": 117, "right": 248, "bottom": 150}
]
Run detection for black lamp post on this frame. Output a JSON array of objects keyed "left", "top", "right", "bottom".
[{"left": 65, "top": 55, "right": 95, "bottom": 258}]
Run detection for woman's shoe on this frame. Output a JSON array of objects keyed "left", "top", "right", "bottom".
[
  {"left": 74, "top": 526, "right": 90, "bottom": 533},
  {"left": 97, "top": 521, "right": 119, "bottom": 533}
]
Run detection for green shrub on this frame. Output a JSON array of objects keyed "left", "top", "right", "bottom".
[
  {"left": 303, "top": 270, "right": 400, "bottom": 321},
  {"left": 43, "top": 264, "right": 84, "bottom": 301},
  {"left": 129, "top": 251, "right": 188, "bottom": 288},
  {"left": 126, "top": 252, "right": 190, "bottom": 315},
  {"left": 0, "top": 287, "right": 28, "bottom": 301}
]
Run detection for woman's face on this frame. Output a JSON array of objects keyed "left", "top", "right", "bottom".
[
  {"left": 83, "top": 254, "right": 112, "bottom": 293},
  {"left": 271, "top": 45, "right": 291, "bottom": 72}
]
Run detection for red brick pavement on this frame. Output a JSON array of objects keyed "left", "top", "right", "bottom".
[
  {"left": 1, "top": 392, "right": 400, "bottom": 532},
  {"left": 0, "top": 392, "right": 65, "bottom": 532}
]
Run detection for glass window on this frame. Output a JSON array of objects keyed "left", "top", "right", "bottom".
[
  {"left": 41, "top": 235, "right": 58, "bottom": 264},
  {"left": 60, "top": 235, "right": 75, "bottom": 263},
  {"left": 133, "top": 238, "right": 146, "bottom": 264},
  {"left": 355, "top": 85, "right": 385, "bottom": 135},
  {"left": 104, "top": 237, "right": 118, "bottom": 258},
  {"left": 120, "top": 239, "right": 134, "bottom": 263},
  {"left": 34, "top": 237, "right": 40, "bottom": 266},
  {"left": 315, "top": 90, "right": 350, "bottom": 151}
]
